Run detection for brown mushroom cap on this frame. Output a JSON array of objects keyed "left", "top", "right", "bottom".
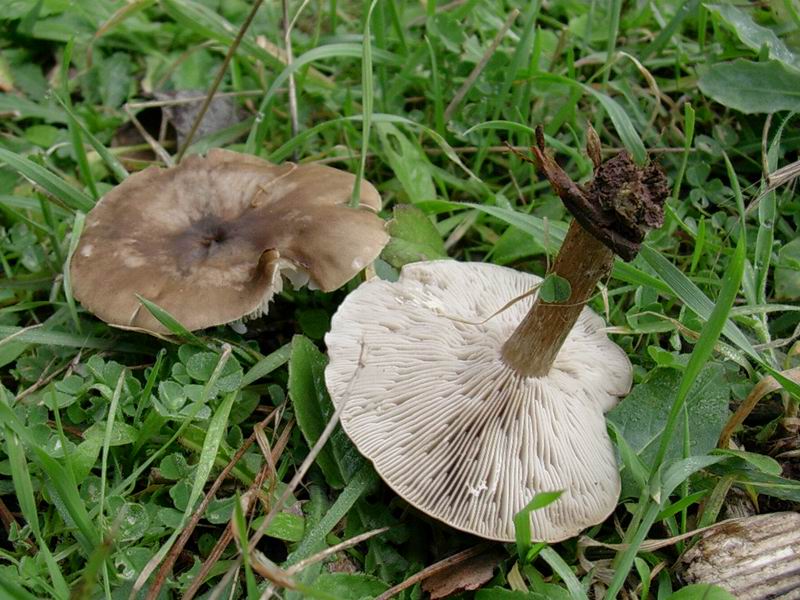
[{"left": 70, "top": 149, "right": 388, "bottom": 334}]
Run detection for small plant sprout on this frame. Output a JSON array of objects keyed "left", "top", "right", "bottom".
[
  {"left": 70, "top": 149, "right": 389, "bottom": 335},
  {"left": 324, "top": 128, "right": 669, "bottom": 542}
]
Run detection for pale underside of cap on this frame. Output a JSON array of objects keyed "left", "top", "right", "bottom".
[
  {"left": 70, "top": 149, "right": 388, "bottom": 334},
  {"left": 325, "top": 260, "right": 631, "bottom": 542}
]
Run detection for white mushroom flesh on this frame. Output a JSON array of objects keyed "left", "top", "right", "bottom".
[{"left": 246, "top": 257, "right": 313, "bottom": 320}]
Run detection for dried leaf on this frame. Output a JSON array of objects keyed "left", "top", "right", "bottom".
[
  {"left": 718, "top": 366, "right": 800, "bottom": 448},
  {"left": 155, "top": 90, "right": 245, "bottom": 146},
  {"left": 422, "top": 548, "right": 505, "bottom": 599}
]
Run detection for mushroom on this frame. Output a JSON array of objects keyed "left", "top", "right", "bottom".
[
  {"left": 325, "top": 128, "right": 668, "bottom": 541},
  {"left": 70, "top": 149, "right": 388, "bottom": 335}
]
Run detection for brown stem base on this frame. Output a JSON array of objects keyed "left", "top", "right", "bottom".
[{"left": 501, "top": 219, "right": 614, "bottom": 377}]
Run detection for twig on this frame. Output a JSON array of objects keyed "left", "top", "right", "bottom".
[
  {"left": 718, "top": 366, "right": 800, "bottom": 449},
  {"left": 124, "top": 105, "right": 173, "bottom": 167},
  {"left": 15, "top": 356, "right": 64, "bottom": 402},
  {"left": 182, "top": 419, "right": 294, "bottom": 600},
  {"left": 249, "top": 400, "right": 347, "bottom": 552},
  {"left": 285, "top": 527, "right": 389, "bottom": 575},
  {"left": 767, "top": 158, "right": 800, "bottom": 191},
  {"left": 443, "top": 9, "right": 519, "bottom": 122},
  {"left": 254, "top": 424, "right": 278, "bottom": 482},
  {"left": 248, "top": 345, "right": 366, "bottom": 555},
  {"left": 46, "top": 420, "right": 84, "bottom": 439},
  {"left": 213, "top": 343, "right": 368, "bottom": 592},
  {"left": 154, "top": 41, "right": 218, "bottom": 91},
  {"left": 0, "top": 496, "right": 19, "bottom": 532},
  {"left": 310, "top": 145, "right": 691, "bottom": 166},
  {"left": 375, "top": 543, "right": 493, "bottom": 600},
  {"left": 182, "top": 468, "right": 271, "bottom": 600},
  {"left": 747, "top": 157, "right": 800, "bottom": 214},
  {"left": 127, "top": 91, "right": 263, "bottom": 111},
  {"left": 283, "top": 0, "right": 299, "bottom": 160},
  {"left": 250, "top": 550, "right": 297, "bottom": 589},
  {"left": 579, "top": 514, "right": 755, "bottom": 553},
  {"left": 753, "top": 321, "right": 800, "bottom": 351},
  {"left": 206, "top": 566, "right": 240, "bottom": 600},
  {"left": 175, "top": 0, "right": 265, "bottom": 162},
  {"left": 0, "top": 496, "right": 36, "bottom": 553},
  {"left": 147, "top": 411, "right": 277, "bottom": 600},
  {"left": 0, "top": 324, "right": 43, "bottom": 349},
  {"left": 408, "top": 0, "right": 468, "bottom": 26}
]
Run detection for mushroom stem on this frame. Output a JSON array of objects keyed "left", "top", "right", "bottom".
[
  {"left": 500, "top": 126, "right": 669, "bottom": 378},
  {"left": 501, "top": 219, "right": 613, "bottom": 377}
]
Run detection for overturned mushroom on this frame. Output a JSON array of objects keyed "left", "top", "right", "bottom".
[
  {"left": 325, "top": 128, "right": 668, "bottom": 541},
  {"left": 70, "top": 149, "right": 388, "bottom": 335}
]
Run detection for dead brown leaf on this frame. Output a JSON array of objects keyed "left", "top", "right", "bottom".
[
  {"left": 421, "top": 547, "right": 505, "bottom": 599},
  {"left": 718, "top": 366, "right": 800, "bottom": 449}
]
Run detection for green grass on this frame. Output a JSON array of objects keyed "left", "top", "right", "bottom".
[{"left": 1, "top": 1, "right": 800, "bottom": 599}]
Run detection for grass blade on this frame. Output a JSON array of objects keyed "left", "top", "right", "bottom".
[
  {"left": 605, "top": 502, "right": 661, "bottom": 600},
  {"left": 2, "top": 392, "right": 69, "bottom": 599},
  {"left": 97, "top": 373, "right": 126, "bottom": 528},
  {"left": 0, "top": 148, "right": 94, "bottom": 212},
  {"left": 0, "top": 325, "right": 147, "bottom": 353},
  {"left": 162, "top": 0, "right": 307, "bottom": 76},
  {"left": 513, "top": 490, "right": 562, "bottom": 560},
  {"left": 606, "top": 233, "right": 747, "bottom": 599},
  {"left": 129, "top": 386, "right": 239, "bottom": 600},
  {"left": 53, "top": 92, "right": 129, "bottom": 183},
  {"left": 60, "top": 38, "right": 97, "bottom": 200},
  {"left": 241, "top": 342, "right": 292, "bottom": 386},
  {"left": 0, "top": 393, "right": 100, "bottom": 555},
  {"left": 641, "top": 0, "right": 702, "bottom": 60},
  {"left": 351, "top": 0, "right": 379, "bottom": 207},
  {"left": 67, "top": 534, "right": 114, "bottom": 600},
  {"left": 671, "top": 103, "right": 695, "bottom": 203},
  {"left": 285, "top": 463, "right": 378, "bottom": 566},
  {"left": 245, "top": 44, "right": 399, "bottom": 154},
  {"left": 651, "top": 235, "right": 746, "bottom": 469},
  {"left": 267, "top": 113, "right": 483, "bottom": 186},
  {"left": 63, "top": 211, "right": 85, "bottom": 332},
  {"left": 233, "top": 491, "right": 260, "bottom": 600},
  {"left": 459, "top": 202, "right": 672, "bottom": 294},
  {"left": 0, "top": 578, "right": 41, "bottom": 600},
  {"left": 187, "top": 391, "right": 236, "bottom": 513},
  {"left": 639, "top": 245, "right": 800, "bottom": 398},
  {"left": 539, "top": 546, "right": 587, "bottom": 600},
  {"left": 531, "top": 73, "right": 647, "bottom": 163},
  {"left": 463, "top": 120, "right": 588, "bottom": 166},
  {"left": 135, "top": 295, "right": 208, "bottom": 346}
]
